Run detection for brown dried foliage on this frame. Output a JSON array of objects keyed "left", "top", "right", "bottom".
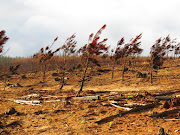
[
  {"left": 0, "top": 30, "right": 9, "bottom": 54},
  {"left": 150, "top": 35, "right": 176, "bottom": 69},
  {"left": 112, "top": 33, "right": 143, "bottom": 61},
  {"left": 61, "top": 33, "right": 77, "bottom": 55},
  {"left": 9, "top": 64, "right": 21, "bottom": 74},
  {"left": 174, "top": 43, "right": 180, "bottom": 56},
  {"left": 33, "top": 37, "right": 60, "bottom": 63},
  {"left": 78, "top": 24, "right": 109, "bottom": 66}
]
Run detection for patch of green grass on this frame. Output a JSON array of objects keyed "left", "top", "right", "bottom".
[
  {"left": 71, "top": 111, "right": 75, "bottom": 114},
  {"left": 148, "top": 130, "right": 152, "bottom": 133},
  {"left": 78, "top": 127, "right": 82, "bottom": 130},
  {"left": 56, "top": 105, "right": 60, "bottom": 109},
  {"left": 81, "top": 120, "right": 86, "bottom": 124},
  {"left": 109, "top": 121, "right": 113, "bottom": 127},
  {"left": 166, "top": 133, "right": 173, "bottom": 135}
]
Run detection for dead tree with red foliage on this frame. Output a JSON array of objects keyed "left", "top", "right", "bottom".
[
  {"left": 33, "top": 37, "right": 60, "bottom": 82},
  {"left": 111, "top": 33, "right": 142, "bottom": 81},
  {"left": 174, "top": 43, "right": 180, "bottom": 65},
  {"left": 110, "top": 37, "right": 125, "bottom": 79},
  {"left": 174, "top": 43, "right": 180, "bottom": 58},
  {"left": 0, "top": 30, "right": 9, "bottom": 56},
  {"left": 150, "top": 35, "right": 175, "bottom": 84},
  {"left": 127, "top": 33, "right": 143, "bottom": 71},
  {"left": 76, "top": 24, "right": 109, "bottom": 96},
  {"left": 59, "top": 34, "right": 77, "bottom": 90},
  {"left": 0, "top": 30, "right": 9, "bottom": 90}
]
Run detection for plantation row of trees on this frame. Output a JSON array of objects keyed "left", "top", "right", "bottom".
[{"left": 0, "top": 25, "right": 180, "bottom": 96}]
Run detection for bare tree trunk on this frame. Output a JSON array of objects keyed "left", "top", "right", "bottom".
[
  {"left": 122, "top": 65, "right": 125, "bottom": 83},
  {"left": 4, "top": 77, "right": 6, "bottom": 90},
  {"left": 150, "top": 60, "right": 153, "bottom": 85},
  {"left": 112, "top": 61, "right": 115, "bottom": 79},
  {"left": 60, "top": 71, "right": 65, "bottom": 90},
  {"left": 60, "top": 52, "right": 66, "bottom": 90},
  {"left": 76, "top": 59, "right": 89, "bottom": 97},
  {"left": 122, "top": 59, "right": 126, "bottom": 83},
  {"left": 43, "top": 63, "right": 47, "bottom": 82}
]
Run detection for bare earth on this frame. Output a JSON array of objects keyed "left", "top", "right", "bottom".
[{"left": 0, "top": 61, "right": 180, "bottom": 135}]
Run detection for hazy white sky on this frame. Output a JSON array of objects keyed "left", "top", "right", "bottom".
[{"left": 1, "top": 0, "right": 180, "bottom": 57}]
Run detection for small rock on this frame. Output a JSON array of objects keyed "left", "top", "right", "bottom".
[
  {"left": 64, "top": 77, "right": 69, "bottom": 80},
  {"left": 54, "top": 78, "right": 60, "bottom": 81},
  {"left": 158, "top": 127, "right": 165, "bottom": 135},
  {"left": 135, "top": 93, "right": 144, "bottom": 98},
  {"left": 123, "top": 67, "right": 129, "bottom": 72},
  {"left": 54, "top": 110, "right": 65, "bottom": 113},
  {"left": 21, "top": 75, "right": 27, "bottom": 79},
  {"left": 6, "top": 107, "right": 17, "bottom": 115},
  {"left": 162, "top": 101, "right": 170, "bottom": 109},
  {"left": 6, "top": 75, "right": 11, "bottom": 78},
  {"left": 16, "top": 83, "right": 22, "bottom": 87},
  {"left": 101, "top": 102, "right": 109, "bottom": 106},
  {"left": 136, "top": 71, "right": 147, "bottom": 78},
  {"left": 52, "top": 73, "right": 59, "bottom": 77},
  {"left": 29, "top": 88, "right": 34, "bottom": 90},
  {"left": 152, "top": 111, "right": 158, "bottom": 116},
  {"left": 34, "top": 110, "right": 44, "bottom": 115},
  {"left": 110, "top": 92, "right": 119, "bottom": 95}
]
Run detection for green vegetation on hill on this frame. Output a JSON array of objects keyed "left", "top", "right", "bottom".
[{"left": 0, "top": 56, "right": 22, "bottom": 63}]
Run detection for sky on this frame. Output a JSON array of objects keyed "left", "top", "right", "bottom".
[{"left": 1, "top": 0, "right": 180, "bottom": 57}]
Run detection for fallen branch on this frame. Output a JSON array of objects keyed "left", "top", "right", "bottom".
[
  {"left": 72, "top": 95, "right": 100, "bottom": 100},
  {"left": 153, "top": 90, "right": 180, "bottom": 97},
  {"left": 150, "top": 109, "right": 180, "bottom": 118},
  {"left": 7, "top": 99, "right": 42, "bottom": 106},
  {"left": 42, "top": 95, "right": 65, "bottom": 100},
  {"left": 21, "top": 94, "right": 40, "bottom": 99},
  {"left": 95, "top": 102, "right": 160, "bottom": 124},
  {"left": 124, "top": 103, "right": 146, "bottom": 106},
  {"left": 155, "top": 96, "right": 173, "bottom": 100},
  {"left": 164, "top": 119, "right": 180, "bottom": 121},
  {"left": 109, "top": 101, "right": 131, "bottom": 111},
  {"left": 44, "top": 99, "right": 61, "bottom": 103},
  {"left": 14, "top": 100, "right": 41, "bottom": 106}
]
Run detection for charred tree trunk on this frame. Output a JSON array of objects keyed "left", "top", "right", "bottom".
[
  {"left": 112, "top": 61, "right": 115, "bottom": 79},
  {"left": 4, "top": 76, "right": 6, "bottom": 90},
  {"left": 60, "top": 71, "right": 65, "bottom": 90},
  {"left": 60, "top": 52, "right": 66, "bottom": 90},
  {"left": 76, "top": 59, "right": 89, "bottom": 97},
  {"left": 43, "top": 63, "right": 47, "bottom": 82},
  {"left": 150, "top": 59, "right": 153, "bottom": 85},
  {"left": 122, "top": 64, "right": 125, "bottom": 83}
]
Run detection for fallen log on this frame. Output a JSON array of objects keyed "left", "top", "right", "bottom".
[
  {"left": 124, "top": 103, "right": 146, "bottom": 106},
  {"left": 72, "top": 95, "right": 100, "bottom": 100},
  {"left": 95, "top": 102, "right": 160, "bottom": 124},
  {"left": 14, "top": 100, "right": 41, "bottom": 106},
  {"left": 153, "top": 90, "right": 180, "bottom": 97},
  {"left": 42, "top": 95, "right": 100, "bottom": 101},
  {"left": 44, "top": 99, "right": 61, "bottom": 103},
  {"left": 42, "top": 95, "right": 65, "bottom": 99},
  {"left": 109, "top": 102, "right": 131, "bottom": 111},
  {"left": 7, "top": 99, "right": 42, "bottom": 106},
  {"left": 155, "top": 96, "right": 173, "bottom": 100},
  {"left": 164, "top": 119, "right": 180, "bottom": 121},
  {"left": 157, "top": 127, "right": 165, "bottom": 135},
  {"left": 21, "top": 94, "right": 40, "bottom": 99},
  {"left": 150, "top": 109, "right": 180, "bottom": 118}
]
